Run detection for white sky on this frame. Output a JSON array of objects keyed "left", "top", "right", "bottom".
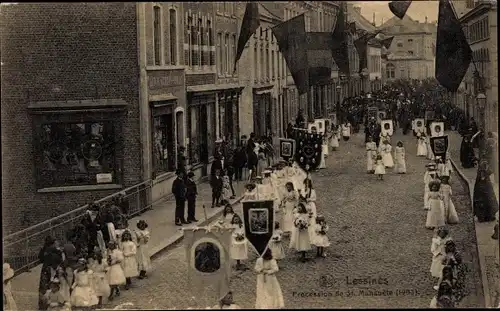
[{"left": 356, "top": 1, "right": 440, "bottom": 25}]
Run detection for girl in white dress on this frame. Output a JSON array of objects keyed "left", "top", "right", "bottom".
[
  {"left": 230, "top": 214, "right": 248, "bottom": 271},
  {"left": 381, "top": 140, "right": 394, "bottom": 168},
  {"left": 55, "top": 266, "right": 71, "bottom": 305},
  {"left": 394, "top": 141, "right": 407, "bottom": 174},
  {"left": 291, "top": 203, "right": 312, "bottom": 262},
  {"left": 330, "top": 130, "right": 339, "bottom": 151},
  {"left": 243, "top": 183, "right": 258, "bottom": 201},
  {"left": 302, "top": 179, "right": 318, "bottom": 243},
  {"left": 3, "top": 263, "right": 17, "bottom": 311},
  {"left": 88, "top": 250, "right": 110, "bottom": 308},
  {"left": 341, "top": 122, "right": 351, "bottom": 141},
  {"left": 281, "top": 182, "right": 298, "bottom": 235},
  {"left": 313, "top": 215, "right": 330, "bottom": 258},
  {"left": 366, "top": 136, "right": 377, "bottom": 173},
  {"left": 44, "top": 279, "right": 71, "bottom": 311},
  {"left": 70, "top": 258, "right": 99, "bottom": 309},
  {"left": 120, "top": 231, "right": 138, "bottom": 290},
  {"left": 106, "top": 242, "right": 125, "bottom": 300},
  {"left": 269, "top": 222, "right": 285, "bottom": 260},
  {"left": 426, "top": 181, "right": 446, "bottom": 230},
  {"left": 374, "top": 154, "right": 386, "bottom": 180},
  {"left": 439, "top": 177, "right": 459, "bottom": 225},
  {"left": 254, "top": 249, "right": 285, "bottom": 309},
  {"left": 426, "top": 136, "right": 435, "bottom": 160},
  {"left": 430, "top": 227, "right": 452, "bottom": 281},
  {"left": 319, "top": 136, "right": 327, "bottom": 169},
  {"left": 417, "top": 132, "right": 428, "bottom": 157},
  {"left": 135, "top": 220, "right": 152, "bottom": 279},
  {"left": 218, "top": 204, "right": 236, "bottom": 229},
  {"left": 222, "top": 170, "right": 232, "bottom": 202},
  {"left": 424, "top": 165, "right": 438, "bottom": 210}
]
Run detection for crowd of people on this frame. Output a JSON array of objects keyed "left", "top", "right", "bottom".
[{"left": 3, "top": 194, "right": 152, "bottom": 311}]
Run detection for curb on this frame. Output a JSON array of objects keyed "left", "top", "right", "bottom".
[
  {"left": 449, "top": 158, "right": 491, "bottom": 308},
  {"left": 150, "top": 195, "right": 244, "bottom": 261}
]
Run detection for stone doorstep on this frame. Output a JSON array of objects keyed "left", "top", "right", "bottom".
[{"left": 449, "top": 153, "right": 497, "bottom": 308}]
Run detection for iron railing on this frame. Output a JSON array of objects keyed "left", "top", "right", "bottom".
[{"left": 3, "top": 180, "right": 154, "bottom": 274}]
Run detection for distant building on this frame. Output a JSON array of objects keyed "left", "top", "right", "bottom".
[{"left": 380, "top": 14, "right": 437, "bottom": 82}]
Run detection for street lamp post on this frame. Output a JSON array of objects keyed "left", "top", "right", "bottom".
[
  {"left": 477, "top": 93, "right": 486, "bottom": 130},
  {"left": 338, "top": 74, "right": 347, "bottom": 124}
]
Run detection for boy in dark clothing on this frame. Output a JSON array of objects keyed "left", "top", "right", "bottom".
[
  {"left": 172, "top": 170, "right": 187, "bottom": 226},
  {"left": 185, "top": 171, "right": 198, "bottom": 222},
  {"left": 211, "top": 169, "right": 223, "bottom": 208},
  {"left": 234, "top": 141, "right": 247, "bottom": 181}
]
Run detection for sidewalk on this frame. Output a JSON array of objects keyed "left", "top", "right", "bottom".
[
  {"left": 10, "top": 178, "right": 247, "bottom": 311},
  {"left": 447, "top": 131, "right": 500, "bottom": 308}
]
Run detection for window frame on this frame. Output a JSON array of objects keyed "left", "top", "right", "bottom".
[
  {"left": 168, "top": 8, "right": 178, "bottom": 66},
  {"left": 153, "top": 5, "right": 164, "bottom": 66},
  {"left": 217, "top": 32, "right": 223, "bottom": 74},
  {"left": 151, "top": 103, "right": 177, "bottom": 177}
]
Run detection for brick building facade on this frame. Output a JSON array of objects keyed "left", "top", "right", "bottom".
[{"left": 1, "top": 3, "right": 142, "bottom": 234}]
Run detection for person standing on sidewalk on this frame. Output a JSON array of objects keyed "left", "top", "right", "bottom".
[
  {"left": 234, "top": 136, "right": 247, "bottom": 182},
  {"left": 224, "top": 141, "right": 237, "bottom": 199},
  {"left": 172, "top": 170, "right": 188, "bottom": 226},
  {"left": 473, "top": 160, "right": 499, "bottom": 223},
  {"left": 185, "top": 171, "right": 198, "bottom": 222}
]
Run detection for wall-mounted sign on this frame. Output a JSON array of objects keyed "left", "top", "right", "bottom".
[
  {"left": 96, "top": 173, "right": 113, "bottom": 184},
  {"left": 148, "top": 69, "right": 185, "bottom": 93}
]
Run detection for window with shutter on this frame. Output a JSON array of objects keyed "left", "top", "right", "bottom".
[{"left": 153, "top": 6, "right": 162, "bottom": 66}]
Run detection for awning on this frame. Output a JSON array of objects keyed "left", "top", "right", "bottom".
[
  {"left": 187, "top": 83, "right": 244, "bottom": 94},
  {"left": 28, "top": 99, "right": 129, "bottom": 110}
]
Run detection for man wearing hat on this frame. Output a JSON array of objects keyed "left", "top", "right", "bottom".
[
  {"left": 185, "top": 171, "right": 198, "bottom": 223},
  {"left": 172, "top": 169, "right": 188, "bottom": 226}
]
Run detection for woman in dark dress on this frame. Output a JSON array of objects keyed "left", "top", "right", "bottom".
[
  {"left": 473, "top": 160, "right": 499, "bottom": 222},
  {"left": 460, "top": 132, "right": 476, "bottom": 168}
]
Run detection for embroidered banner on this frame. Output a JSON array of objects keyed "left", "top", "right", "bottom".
[
  {"left": 430, "top": 135, "right": 449, "bottom": 161},
  {"left": 242, "top": 200, "right": 274, "bottom": 256},
  {"left": 293, "top": 129, "right": 322, "bottom": 171}
]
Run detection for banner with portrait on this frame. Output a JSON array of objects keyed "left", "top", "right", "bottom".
[
  {"left": 279, "top": 138, "right": 295, "bottom": 161},
  {"left": 242, "top": 200, "right": 274, "bottom": 256},
  {"left": 184, "top": 227, "right": 232, "bottom": 297},
  {"left": 431, "top": 122, "right": 445, "bottom": 137},
  {"left": 308, "top": 119, "right": 327, "bottom": 134},
  {"left": 381, "top": 120, "right": 394, "bottom": 137},
  {"left": 293, "top": 129, "right": 322, "bottom": 171},
  {"left": 430, "top": 136, "right": 449, "bottom": 162},
  {"left": 414, "top": 118, "right": 425, "bottom": 134}
]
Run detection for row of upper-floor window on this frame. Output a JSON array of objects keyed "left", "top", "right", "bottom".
[
  {"left": 253, "top": 42, "right": 287, "bottom": 83},
  {"left": 463, "top": 17, "right": 490, "bottom": 43},
  {"left": 215, "top": 2, "right": 238, "bottom": 16}
]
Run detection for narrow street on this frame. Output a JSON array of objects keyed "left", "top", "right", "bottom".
[{"left": 105, "top": 130, "right": 484, "bottom": 309}]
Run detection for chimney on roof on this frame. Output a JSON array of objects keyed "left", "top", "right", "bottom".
[
  {"left": 425, "top": 16, "right": 428, "bottom": 23},
  {"left": 372, "top": 12, "right": 376, "bottom": 26}
]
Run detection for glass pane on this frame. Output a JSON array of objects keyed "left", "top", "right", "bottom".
[
  {"left": 153, "top": 113, "right": 175, "bottom": 175},
  {"left": 38, "top": 121, "right": 116, "bottom": 187}
]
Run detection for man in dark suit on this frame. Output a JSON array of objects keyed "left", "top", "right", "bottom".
[
  {"left": 234, "top": 136, "right": 247, "bottom": 181},
  {"left": 172, "top": 169, "right": 188, "bottom": 226},
  {"left": 185, "top": 171, "right": 198, "bottom": 223}
]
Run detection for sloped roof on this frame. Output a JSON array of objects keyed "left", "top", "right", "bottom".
[
  {"left": 259, "top": 2, "right": 284, "bottom": 21},
  {"left": 380, "top": 14, "right": 434, "bottom": 34},
  {"left": 348, "top": 5, "right": 376, "bottom": 32}
]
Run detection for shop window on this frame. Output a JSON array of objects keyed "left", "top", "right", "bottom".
[
  {"left": 188, "top": 98, "right": 216, "bottom": 165},
  {"left": 217, "top": 32, "right": 222, "bottom": 74},
  {"left": 35, "top": 121, "right": 118, "bottom": 188},
  {"left": 152, "top": 104, "right": 176, "bottom": 175}
]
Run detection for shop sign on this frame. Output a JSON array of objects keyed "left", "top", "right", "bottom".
[{"left": 148, "top": 69, "right": 184, "bottom": 92}]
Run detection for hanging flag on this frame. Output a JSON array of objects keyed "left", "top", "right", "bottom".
[
  {"left": 242, "top": 200, "right": 275, "bottom": 256},
  {"left": 331, "top": 8, "right": 350, "bottom": 76},
  {"left": 435, "top": 0, "right": 472, "bottom": 92},
  {"left": 306, "top": 32, "right": 334, "bottom": 86},
  {"left": 388, "top": 1, "right": 412, "bottom": 19},
  {"left": 381, "top": 36, "right": 394, "bottom": 49},
  {"left": 354, "top": 30, "right": 381, "bottom": 72},
  {"left": 272, "top": 14, "right": 309, "bottom": 95},
  {"left": 234, "top": 2, "right": 260, "bottom": 73}
]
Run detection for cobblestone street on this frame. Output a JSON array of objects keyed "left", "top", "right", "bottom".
[{"left": 103, "top": 130, "right": 484, "bottom": 309}]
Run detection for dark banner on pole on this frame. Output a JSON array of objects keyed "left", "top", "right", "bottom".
[
  {"left": 242, "top": 200, "right": 274, "bottom": 256},
  {"left": 430, "top": 135, "right": 449, "bottom": 161},
  {"left": 293, "top": 129, "right": 323, "bottom": 171}
]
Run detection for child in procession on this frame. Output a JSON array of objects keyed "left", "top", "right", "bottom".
[
  {"left": 290, "top": 203, "right": 312, "bottom": 262},
  {"left": 426, "top": 180, "right": 446, "bottom": 230},
  {"left": 269, "top": 222, "right": 285, "bottom": 261},
  {"left": 381, "top": 140, "right": 394, "bottom": 168},
  {"left": 88, "top": 248, "right": 110, "bottom": 308},
  {"left": 430, "top": 227, "right": 452, "bottom": 287},
  {"left": 394, "top": 141, "right": 407, "bottom": 174},
  {"left": 230, "top": 214, "right": 248, "bottom": 271},
  {"left": 70, "top": 258, "right": 98, "bottom": 309},
  {"left": 106, "top": 242, "right": 126, "bottom": 300},
  {"left": 217, "top": 203, "right": 236, "bottom": 229},
  {"left": 301, "top": 178, "right": 318, "bottom": 243},
  {"left": 243, "top": 183, "right": 258, "bottom": 201},
  {"left": 417, "top": 132, "right": 428, "bottom": 157},
  {"left": 424, "top": 164, "right": 439, "bottom": 210},
  {"left": 120, "top": 230, "right": 138, "bottom": 290},
  {"left": 135, "top": 220, "right": 152, "bottom": 279},
  {"left": 281, "top": 182, "right": 298, "bottom": 235},
  {"left": 374, "top": 154, "right": 386, "bottom": 180},
  {"left": 254, "top": 248, "right": 285, "bottom": 309},
  {"left": 44, "top": 278, "right": 71, "bottom": 311},
  {"left": 319, "top": 135, "right": 328, "bottom": 169},
  {"left": 430, "top": 280, "right": 455, "bottom": 308},
  {"left": 222, "top": 169, "right": 232, "bottom": 202},
  {"left": 313, "top": 215, "right": 330, "bottom": 258},
  {"left": 366, "top": 136, "right": 377, "bottom": 174},
  {"left": 330, "top": 128, "right": 340, "bottom": 151},
  {"left": 440, "top": 176, "right": 459, "bottom": 225}
]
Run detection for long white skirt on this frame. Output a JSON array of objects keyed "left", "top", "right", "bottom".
[
  {"left": 268, "top": 241, "right": 285, "bottom": 260},
  {"left": 137, "top": 244, "right": 152, "bottom": 272},
  {"left": 92, "top": 272, "right": 111, "bottom": 297},
  {"left": 70, "top": 286, "right": 98, "bottom": 307},
  {"left": 443, "top": 197, "right": 459, "bottom": 224},
  {"left": 367, "top": 151, "right": 375, "bottom": 172},
  {"left": 426, "top": 200, "right": 445, "bottom": 228},
  {"left": 430, "top": 254, "right": 445, "bottom": 278},
  {"left": 330, "top": 136, "right": 339, "bottom": 149},
  {"left": 230, "top": 240, "right": 249, "bottom": 260},
  {"left": 374, "top": 163, "right": 386, "bottom": 175},
  {"left": 322, "top": 144, "right": 329, "bottom": 156},
  {"left": 107, "top": 264, "right": 126, "bottom": 285},
  {"left": 282, "top": 202, "right": 295, "bottom": 233},
  {"left": 319, "top": 153, "right": 326, "bottom": 169},
  {"left": 255, "top": 274, "right": 285, "bottom": 309},
  {"left": 382, "top": 152, "right": 394, "bottom": 168},
  {"left": 394, "top": 154, "right": 406, "bottom": 173},
  {"left": 426, "top": 141, "right": 435, "bottom": 160},
  {"left": 417, "top": 141, "right": 427, "bottom": 157},
  {"left": 290, "top": 228, "right": 312, "bottom": 251}
]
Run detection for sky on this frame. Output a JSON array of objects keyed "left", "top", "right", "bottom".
[{"left": 356, "top": 1, "right": 440, "bottom": 26}]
